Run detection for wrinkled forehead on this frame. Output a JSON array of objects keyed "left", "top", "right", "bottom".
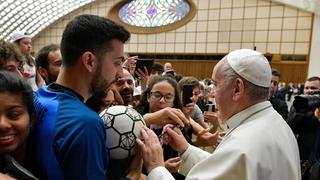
[
  {"left": 118, "top": 69, "right": 134, "bottom": 82},
  {"left": 122, "top": 70, "right": 134, "bottom": 81}
]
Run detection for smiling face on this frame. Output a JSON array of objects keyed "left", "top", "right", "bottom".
[
  {"left": 304, "top": 80, "right": 320, "bottom": 95},
  {"left": 0, "top": 93, "right": 31, "bottom": 154},
  {"left": 114, "top": 69, "right": 135, "bottom": 105}
]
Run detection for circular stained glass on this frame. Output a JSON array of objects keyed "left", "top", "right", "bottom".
[{"left": 118, "top": 0, "right": 190, "bottom": 27}]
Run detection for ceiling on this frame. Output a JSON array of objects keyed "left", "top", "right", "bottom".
[
  {"left": 0, "top": 0, "right": 318, "bottom": 41},
  {"left": 0, "top": 0, "right": 95, "bottom": 41},
  {"left": 273, "top": 0, "right": 320, "bottom": 14}
]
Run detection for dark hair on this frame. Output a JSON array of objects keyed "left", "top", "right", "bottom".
[
  {"left": 86, "top": 90, "right": 109, "bottom": 113},
  {"left": 307, "top": 76, "right": 320, "bottom": 82},
  {"left": 0, "top": 39, "right": 24, "bottom": 70},
  {"left": 272, "top": 68, "right": 281, "bottom": 78},
  {"left": 138, "top": 76, "right": 182, "bottom": 112},
  {"left": 36, "top": 44, "right": 60, "bottom": 70},
  {"left": 151, "top": 62, "right": 164, "bottom": 74},
  {"left": 60, "top": 15, "right": 130, "bottom": 67},
  {"left": 174, "top": 74, "right": 183, "bottom": 83},
  {"left": 0, "top": 71, "right": 34, "bottom": 115},
  {"left": 178, "top": 76, "right": 200, "bottom": 90}
]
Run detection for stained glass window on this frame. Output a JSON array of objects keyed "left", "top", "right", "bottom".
[{"left": 118, "top": 0, "right": 191, "bottom": 27}]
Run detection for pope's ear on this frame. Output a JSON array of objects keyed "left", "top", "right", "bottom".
[
  {"left": 233, "top": 78, "right": 245, "bottom": 101},
  {"left": 81, "top": 51, "right": 97, "bottom": 72}
]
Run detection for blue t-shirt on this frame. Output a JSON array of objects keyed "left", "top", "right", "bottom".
[{"left": 34, "top": 84, "right": 108, "bottom": 179}]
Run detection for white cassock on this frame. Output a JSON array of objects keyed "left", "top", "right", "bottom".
[{"left": 148, "top": 101, "right": 301, "bottom": 180}]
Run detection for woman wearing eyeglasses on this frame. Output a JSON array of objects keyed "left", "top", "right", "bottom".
[
  {"left": 136, "top": 75, "right": 222, "bottom": 179},
  {"left": 135, "top": 76, "right": 187, "bottom": 179}
]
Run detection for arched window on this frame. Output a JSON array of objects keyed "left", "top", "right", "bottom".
[{"left": 108, "top": 0, "right": 196, "bottom": 34}]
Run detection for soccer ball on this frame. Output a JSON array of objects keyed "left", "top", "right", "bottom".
[{"left": 100, "top": 105, "right": 146, "bottom": 160}]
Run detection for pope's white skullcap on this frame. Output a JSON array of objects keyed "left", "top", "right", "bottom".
[
  {"left": 10, "top": 31, "right": 30, "bottom": 42},
  {"left": 226, "top": 49, "right": 271, "bottom": 88}
]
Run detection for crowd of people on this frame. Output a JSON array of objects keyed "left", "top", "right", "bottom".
[{"left": 0, "top": 14, "right": 320, "bottom": 180}]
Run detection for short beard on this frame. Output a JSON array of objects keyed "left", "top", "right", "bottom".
[
  {"left": 90, "top": 61, "right": 110, "bottom": 96},
  {"left": 46, "top": 73, "right": 58, "bottom": 84}
]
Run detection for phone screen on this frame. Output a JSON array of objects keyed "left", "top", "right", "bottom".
[
  {"left": 182, "top": 85, "right": 193, "bottom": 106},
  {"left": 134, "top": 59, "right": 154, "bottom": 78}
]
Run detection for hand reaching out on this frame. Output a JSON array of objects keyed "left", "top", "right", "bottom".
[
  {"left": 195, "top": 128, "right": 224, "bottom": 148},
  {"left": 144, "top": 107, "right": 190, "bottom": 127},
  {"left": 165, "top": 157, "right": 182, "bottom": 173},
  {"left": 123, "top": 56, "right": 138, "bottom": 75},
  {"left": 315, "top": 107, "right": 320, "bottom": 122},
  {"left": 136, "top": 126, "right": 164, "bottom": 173}
]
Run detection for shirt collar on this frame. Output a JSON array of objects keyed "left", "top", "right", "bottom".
[{"left": 224, "top": 101, "right": 272, "bottom": 135}]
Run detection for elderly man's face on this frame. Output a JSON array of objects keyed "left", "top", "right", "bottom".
[
  {"left": 211, "top": 61, "right": 234, "bottom": 122},
  {"left": 114, "top": 69, "right": 134, "bottom": 105}
]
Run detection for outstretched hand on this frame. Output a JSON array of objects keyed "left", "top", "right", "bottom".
[
  {"left": 144, "top": 107, "right": 190, "bottom": 127},
  {"left": 162, "top": 125, "right": 189, "bottom": 153},
  {"left": 136, "top": 126, "right": 164, "bottom": 173},
  {"left": 165, "top": 157, "right": 182, "bottom": 173},
  {"left": 195, "top": 128, "right": 224, "bottom": 148}
]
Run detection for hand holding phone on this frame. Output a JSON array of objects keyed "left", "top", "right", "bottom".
[
  {"left": 134, "top": 59, "right": 154, "bottom": 78},
  {"left": 165, "top": 70, "right": 175, "bottom": 77},
  {"left": 182, "top": 85, "right": 193, "bottom": 106}
]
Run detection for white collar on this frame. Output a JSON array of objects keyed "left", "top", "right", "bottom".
[{"left": 223, "top": 101, "right": 272, "bottom": 136}]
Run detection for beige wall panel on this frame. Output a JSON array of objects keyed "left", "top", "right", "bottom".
[
  {"left": 233, "top": 0, "right": 245, "bottom": 7},
  {"left": 221, "top": 0, "right": 232, "bottom": 8},
  {"left": 281, "top": 43, "right": 294, "bottom": 54},
  {"left": 30, "top": 0, "right": 313, "bottom": 82},
  {"left": 267, "top": 43, "right": 281, "bottom": 53},
  {"left": 281, "top": 30, "right": 296, "bottom": 42},
  {"left": 294, "top": 43, "right": 309, "bottom": 54}
]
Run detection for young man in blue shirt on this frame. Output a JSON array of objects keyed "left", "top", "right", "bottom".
[{"left": 33, "top": 15, "right": 130, "bottom": 179}]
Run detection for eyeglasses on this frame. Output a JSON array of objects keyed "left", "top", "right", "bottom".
[{"left": 150, "top": 91, "right": 174, "bottom": 102}]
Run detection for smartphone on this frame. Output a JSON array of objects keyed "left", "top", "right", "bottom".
[
  {"left": 165, "top": 70, "right": 175, "bottom": 77},
  {"left": 205, "top": 104, "right": 215, "bottom": 112},
  {"left": 182, "top": 85, "right": 193, "bottom": 106},
  {"left": 134, "top": 59, "right": 154, "bottom": 78}
]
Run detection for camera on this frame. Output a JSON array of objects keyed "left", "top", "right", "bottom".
[{"left": 293, "top": 89, "right": 320, "bottom": 112}]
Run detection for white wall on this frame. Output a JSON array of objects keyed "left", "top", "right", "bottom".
[{"left": 308, "top": 14, "right": 320, "bottom": 78}]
